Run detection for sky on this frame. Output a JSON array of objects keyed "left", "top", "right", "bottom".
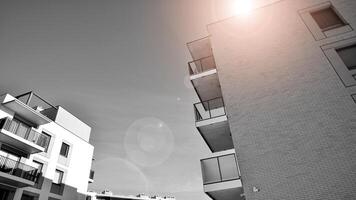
[{"left": 0, "top": 0, "right": 239, "bottom": 200}]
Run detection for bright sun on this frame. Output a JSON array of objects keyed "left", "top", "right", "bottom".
[{"left": 232, "top": 0, "right": 253, "bottom": 15}]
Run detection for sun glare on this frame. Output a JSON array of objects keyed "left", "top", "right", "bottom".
[{"left": 232, "top": 0, "right": 253, "bottom": 15}]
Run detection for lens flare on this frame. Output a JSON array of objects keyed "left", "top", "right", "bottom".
[
  {"left": 124, "top": 117, "right": 174, "bottom": 168},
  {"left": 233, "top": 0, "right": 253, "bottom": 15}
]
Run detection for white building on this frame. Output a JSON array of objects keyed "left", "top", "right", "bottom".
[{"left": 0, "top": 91, "right": 94, "bottom": 200}]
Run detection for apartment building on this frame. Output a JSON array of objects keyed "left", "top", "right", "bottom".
[
  {"left": 187, "top": 0, "right": 356, "bottom": 199},
  {"left": 0, "top": 91, "right": 94, "bottom": 200}
]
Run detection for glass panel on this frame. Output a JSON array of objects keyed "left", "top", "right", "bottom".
[
  {"left": 37, "top": 133, "right": 50, "bottom": 150},
  {"left": 16, "top": 123, "right": 29, "bottom": 139},
  {"left": 27, "top": 130, "right": 39, "bottom": 143},
  {"left": 337, "top": 44, "right": 356, "bottom": 70},
  {"left": 201, "top": 158, "right": 221, "bottom": 184},
  {"left": 311, "top": 7, "right": 344, "bottom": 30},
  {"left": 209, "top": 98, "right": 225, "bottom": 117},
  {"left": 219, "top": 154, "right": 239, "bottom": 181},
  {"left": 60, "top": 143, "right": 69, "bottom": 157},
  {"left": 8, "top": 120, "right": 19, "bottom": 133}
]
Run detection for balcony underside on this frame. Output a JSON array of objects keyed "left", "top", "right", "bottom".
[
  {"left": 2, "top": 99, "right": 51, "bottom": 125},
  {"left": 191, "top": 73, "right": 222, "bottom": 103},
  {"left": 0, "top": 171, "right": 35, "bottom": 188},
  {"left": 205, "top": 179, "right": 243, "bottom": 200},
  {"left": 0, "top": 129, "right": 45, "bottom": 154},
  {"left": 197, "top": 119, "right": 233, "bottom": 152}
]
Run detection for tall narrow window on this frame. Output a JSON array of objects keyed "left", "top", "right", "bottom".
[
  {"left": 336, "top": 44, "right": 356, "bottom": 70},
  {"left": 39, "top": 132, "right": 51, "bottom": 152},
  {"left": 51, "top": 169, "right": 64, "bottom": 195},
  {"left": 53, "top": 169, "right": 63, "bottom": 184},
  {"left": 311, "top": 7, "right": 345, "bottom": 31},
  {"left": 59, "top": 143, "right": 70, "bottom": 157},
  {"left": 32, "top": 160, "right": 44, "bottom": 189}
]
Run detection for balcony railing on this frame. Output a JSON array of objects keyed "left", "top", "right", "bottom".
[
  {"left": 15, "top": 92, "right": 57, "bottom": 112},
  {"left": 89, "top": 170, "right": 95, "bottom": 180},
  {"left": 0, "top": 154, "right": 39, "bottom": 182},
  {"left": 0, "top": 118, "right": 50, "bottom": 149},
  {"left": 201, "top": 153, "right": 240, "bottom": 185},
  {"left": 194, "top": 97, "right": 226, "bottom": 122},
  {"left": 188, "top": 55, "right": 216, "bottom": 76}
]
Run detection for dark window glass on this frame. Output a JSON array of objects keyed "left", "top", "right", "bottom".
[
  {"left": 59, "top": 143, "right": 70, "bottom": 157},
  {"left": 32, "top": 161, "right": 44, "bottom": 189},
  {"left": 311, "top": 7, "right": 345, "bottom": 31},
  {"left": 337, "top": 44, "right": 356, "bottom": 70}
]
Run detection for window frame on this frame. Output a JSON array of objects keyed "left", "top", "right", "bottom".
[
  {"left": 321, "top": 37, "right": 356, "bottom": 87},
  {"left": 299, "top": 2, "right": 352, "bottom": 41},
  {"left": 53, "top": 169, "right": 64, "bottom": 185},
  {"left": 59, "top": 142, "right": 70, "bottom": 158},
  {"left": 336, "top": 44, "right": 356, "bottom": 71},
  {"left": 310, "top": 6, "right": 346, "bottom": 32}
]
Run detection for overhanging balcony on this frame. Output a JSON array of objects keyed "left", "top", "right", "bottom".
[
  {"left": 1, "top": 92, "right": 56, "bottom": 126},
  {"left": 0, "top": 154, "right": 39, "bottom": 188},
  {"left": 188, "top": 56, "right": 222, "bottom": 103},
  {"left": 194, "top": 97, "right": 233, "bottom": 152},
  {"left": 187, "top": 37, "right": 221, "bottom": 103},
  {"left": 201, "top": 152, "right": 243, "bottom": 200},
  {"left": 0, "top": 118, "right": 50, "bottom": 154},
  {"left": 187, "top": 36, "right": 213, "bottom": 61}
]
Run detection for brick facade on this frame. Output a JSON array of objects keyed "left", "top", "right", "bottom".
[{"left": 207, "top": 0, "right": 356, "bottom": 199}]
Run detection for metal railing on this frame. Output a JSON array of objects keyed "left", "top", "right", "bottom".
[
  {"left": 89, "top": 170, "right": 95, "bottom": 180},
  {"left": 0, "top": 154, "right": 39, "bottom": 182},
  {"left": 15, "top": 91, "right": 57, "bottom": 111},
  {"left": 200, "top": 153, "right": 240, "bottom": 185},
  {"left": 188, "top": 55, "right": 216, "bottom": 75},
  {"left": 0, "top": 118, "right": 50, "bottom": 149},
  {"left": 194, "top": 97, "right": 226, "bottom": 122}
]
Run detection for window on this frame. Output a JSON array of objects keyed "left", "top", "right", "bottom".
[
  {"left": 311, "top": 7, "right": 345, "bottom": 31},
  {"left": 50, "top": 170, "right": 64, "bottom": 195},
  {"left": 39, "top": 132, "right": 51, "bottom": 152},
  {"left": 59, "top": 143, "right": 69, "bottom": 157},
  {"left": 32, "top": 161, "right": 44, "bottom": 189},
  {"left": 53, "top": 170, "right": 63, "bottom": 184},
  {"left": 321, "top": 37, "right": 356, "bottom": 87},
  {"left": 336, "top": 44, "right": 356, "bottom": 70},
  {"left": 299, "top": 2, "right": 352, "bottom": 40},
  {"left": 32, "top": 160, "right": 43, "bottom": 174}
]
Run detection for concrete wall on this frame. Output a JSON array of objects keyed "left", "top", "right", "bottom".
[
  {"left": 208, "top": 0, "right": 356, "bottom": 199},
  {"left": 54, "top": 106, "right": 91, "bottom": 142}
]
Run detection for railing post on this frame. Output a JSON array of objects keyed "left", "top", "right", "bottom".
[
  {"left": 216, "top": 157, "right": 223, "bottom": 182},
  {"left": 208, "top": 100, "right": 211, "bottom": 118},
  {"left": 198, "top": 59, "right": 202, "bottom": 73},
  {"left": 26, "top": 92, "right": 34, "bottom": 105}
]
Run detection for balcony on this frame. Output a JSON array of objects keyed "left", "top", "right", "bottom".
[
  {"left": 0, "top": 154, "right": 39, "bottom": 188},
  {"left": 201, "top": 152, "right": 243, "bottom": 200},
  {"left": 187, "top": 36, "right": 213, "bottom": 61},
  {"left": 187, "top": 37, "right": 221, "bottom": 103},
  {"left": 194, "top": 97, "right": 233, "bottom": 152},
  {"left": 89, "top": 170, "right": 95, "bottom": 183},
  {"left": 0, "top": 118, "right": 50, "bottom": 154},
  {"left": 1, "top": 92, "right": 56, "bottom": 126},
  {"left": 188, "top": 56, "right": 222, "bottom": 103}
]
